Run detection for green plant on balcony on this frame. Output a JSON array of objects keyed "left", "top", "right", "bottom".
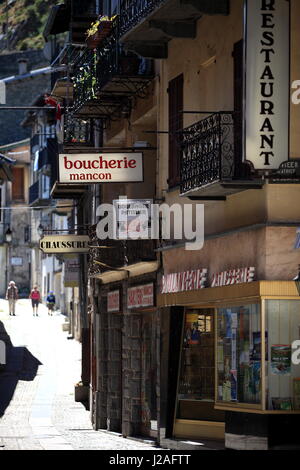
[
  {"left": 73, "top": 52, "right": 98, "bottom": 104},
  {"left": 86, "top": 15, "right": 117, "bottom": 49}
]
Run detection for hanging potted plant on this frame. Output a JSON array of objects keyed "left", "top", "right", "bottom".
[{"left": 86, "top": 15, "right": 117, "bottom": 49}]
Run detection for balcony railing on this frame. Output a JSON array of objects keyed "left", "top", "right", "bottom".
[
  {"left": 180, "top": 112, "right": 261, "bottom": 197},
  {"left": 119, "top": 0, "right": 164, "bottom": 37},
  {"left": 63, "top": 114, "right": 94, "bottom": 147},
  {"left": 72, "top": 18, "right": 153, "bottom": 116}
]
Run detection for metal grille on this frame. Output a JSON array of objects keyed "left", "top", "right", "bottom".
[{"left": 180, "top": 112, "right": 235, "bottom": 194}]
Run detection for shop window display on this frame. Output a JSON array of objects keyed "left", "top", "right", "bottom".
[
  {"left": 216, "top": 304, "right": 261, "bottom": 404},
  {"left": 265, "top": 300, "right": 300, "bottom": 411},
  {"left": 178, "top": 309, "right": 214, "bottom": 401}
]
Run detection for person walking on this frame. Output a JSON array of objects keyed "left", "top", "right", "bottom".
[
  {"left": 46, "top": 291, "right": 56, "bottom": 316},
  {"left": 29, "top": 286, "right": 41, "bottom": 316},
  {"left": 6, "top": 281, "right": 18, "bottom": 316}
]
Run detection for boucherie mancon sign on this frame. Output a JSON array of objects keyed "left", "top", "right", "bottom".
[{"left": 59, "top": 153, "right": 143, "bottom": 183}]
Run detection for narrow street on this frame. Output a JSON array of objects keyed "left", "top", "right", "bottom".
[{"left": 0, "top": 300, "right": 158, "bottom": 451}]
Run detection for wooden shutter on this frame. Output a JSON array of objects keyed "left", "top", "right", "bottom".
[
  {"left": 168, "top": 74, "right": 183, "bottom": 188},
  {"left": 12, "top": 167, "right": 24, "bottom": 201}
]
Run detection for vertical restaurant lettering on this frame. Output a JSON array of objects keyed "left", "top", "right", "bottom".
[
  {"left": 245, "top": 0, "right": 289, "bottom": 170},
  {"left": 260, "top": 0, "right": 275, "bottom": 166}
]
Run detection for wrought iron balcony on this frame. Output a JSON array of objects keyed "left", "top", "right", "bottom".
[
  {"left": 63, "top": 114, "right": 94, "bottom": 147},
  {"left": 119, "top": 0, "right": 230, "bottom": 58},
  {"left": 88, "top": 225, "right": 157, "bottom": 278},
  {"left": 180, "top": 112, "right": 263, "bottom": 199},
  {"left": 72, "top": 18, "right": 154, "bottom": 118}
]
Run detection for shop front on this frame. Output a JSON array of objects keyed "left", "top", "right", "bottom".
[
  {"left": 91, "top": 263, "right": 159, "bottom": 438},
  {"left": 158, "top": 273, "right": 300, "bottom": 449}
]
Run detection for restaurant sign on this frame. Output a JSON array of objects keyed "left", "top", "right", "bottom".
[
  {"left": 211, "top": 267, "right": 255, "bottom": 288},
  {"left": 59, "top": 153, "right": 143, "bottom": 184},
  {"left": 245, "top": 0, "right": 290, "bottom": 169},
  {"left": 107, "top": 290, "right": 120, "bottom": 313},
  {"left": 40, "top": 235, "right": 90, "bottom": 253},
  {"left": 161, "top": 269, "right": 208, "bottom": 294},
  {"left": 127, "top": 283, "right": 154, "bottom": 309}
]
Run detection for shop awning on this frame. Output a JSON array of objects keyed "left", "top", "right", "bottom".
[{"left": 91, "top": 261, "right": 160, "bottom": 284}]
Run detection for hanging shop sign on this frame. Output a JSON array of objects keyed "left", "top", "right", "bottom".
[
  {"left": 161, "top": 269, "right": 208, "bottom": 294},
  {"left": 39, "top": 235, "right": 90, "bottom": 253},
  {"left": 245, "top": 0, "right": 290, "bottom": 170},
  {"left": 58, "top": 153, "right": 143, "bottom": 184},
  {"left": 113, "top": 198, "right": 152, "bottom": 239},
  {"left": 211, "top": 267, "right": 255, "bottom": 288},
  {"left": 107, "top": 290, "right": 120, "bottom": 313},
  {"left": 127, "top": 283, "right": 154, "bottom": 309},
  {"left": 64, "top": 257, "right": 80, "bottom": 287}
]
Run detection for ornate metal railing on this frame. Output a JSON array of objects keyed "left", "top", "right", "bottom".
[
  {"left": 119, "top": 0, "right": 165, "bottom": 37},
  {"left": 72, "top": 17, "right": 153, "bottom": 113},
  {"left": 63, "top": 114, "right": 94, "bottom": 146},
  {"left": 88, "top": 225, "right": 156, "bottom": 278},
  {"left": 180, "top": 112, "right": 235, "bottom": 194}
]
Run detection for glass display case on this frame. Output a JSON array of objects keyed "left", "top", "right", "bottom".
[{"left": 216, "top": 298, "right": 300, "bottom": 412}]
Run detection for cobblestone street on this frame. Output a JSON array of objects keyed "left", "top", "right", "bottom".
[{"left": 0, "top": 300, "right": 158, "bottom": 451}]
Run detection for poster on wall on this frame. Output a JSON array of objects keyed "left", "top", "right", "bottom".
[{"left": 271, "top": 345, "right": 291, "bottom": 375}]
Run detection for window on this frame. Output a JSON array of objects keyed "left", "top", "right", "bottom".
[
  {"left": 12, "top": 167, "right": 25, "bottom": 201},
  {"left": 168, "top": 74, "right": 183, "bottom": 188},
  {"left": 265, "top": 300, "right": 300, "bottom": 411},
  {"left": 217, "top": 304, "right": 261, "bottom": 405},
  {"left": 178, "top": 309, "right": 215, "bottom": 400},
  {"left": 42, "top": 175, "right": 50, "bottom": 199}
]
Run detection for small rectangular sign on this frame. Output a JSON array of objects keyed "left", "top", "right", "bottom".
[
  {"left": 107, "top": 290, "right": 120, "bottom": 313},
  {"left": 64, "top": 257, "right": 80, "bottom": 287},
  {"left": 59, "top": 153, "right": 143, "bottom": 184},
  {"left": 40, "top": 235, "right": 89, "bottom": 253},
  {"left": 127, "top": 283, "right": 154, "bottom": 309}
]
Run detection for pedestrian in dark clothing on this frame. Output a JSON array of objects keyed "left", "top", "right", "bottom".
[{"left": 46, "top": 292, "right": 56, "bottom": 316}]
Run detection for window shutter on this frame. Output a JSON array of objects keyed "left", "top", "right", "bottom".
[
  {"left": 168, "top": 74, "right": 183, "bottom": 188},
  {"left": 12, "top": 167, "right": 24, "bottom": 201}
]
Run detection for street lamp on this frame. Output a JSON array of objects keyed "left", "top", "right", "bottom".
[
  {"left": 294, "top": 265, "right": 300, "bottom": 296},
  {"left": 5, "top": 227, "right": 12, "bottom": 243}
]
